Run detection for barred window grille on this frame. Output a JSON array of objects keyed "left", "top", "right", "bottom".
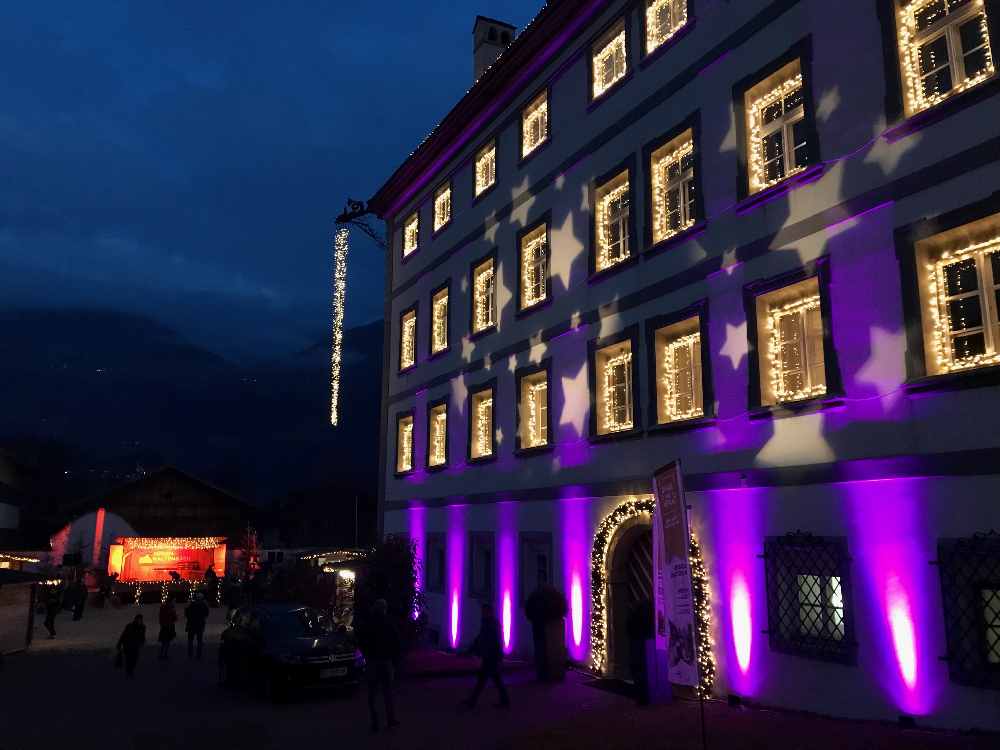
[
  {"left": 764, "top": 533, "right": 856, "bottom": 664},
  {"left": 937, "top": 531, "right": 1000, "bottom": 689}
]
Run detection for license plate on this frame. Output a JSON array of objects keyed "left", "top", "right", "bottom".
[{"left": 320, "top": 667, "right": 348, "bottom": 679}]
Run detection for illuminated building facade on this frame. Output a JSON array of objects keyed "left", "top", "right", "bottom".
[{"left": 369, "top": 1, "right": 1000, "bottom": 729}]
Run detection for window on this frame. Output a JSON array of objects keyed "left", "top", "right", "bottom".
[
  {"left": 653, "top": 316, "right": 704, "bottom": 424},
  {"left": 755, "top": 276, "right": 826, "bottom": 405},
  {"left": 937, "top": 533, "right": 1000, "bottom": 688},
  {"left": 914, "top": 213, "right": 1000, "bottom": 375},
  {"left": 469, "top": 385, "right": 495, "bottom": 460},
  {"left": 650, "top": 130, "right": 697, "bottom": 244},
  {"left": 472, "top": 256, "right": 497, "bottom": 334},
  {"left": 593, "top": 20, "right": 628, "bottom": 99},
  {"left": 520, "top": 533, "right": 553, "bottom": 601},
  {"left": 431, "top": 285, "right": 449, "bottom": 355},
  {"left": 403, "top": 212, "right": 419, "bottom": 257},
  {"left": 519, "top": 223, "right": 549, "bottom": 310},
  {"left": 427, "top": 401, "right": 448, "bottom": 468},
  {"left": 521, "top": 90, "right": 549, "bottom": 158},
  {"left": 475, "top": 140, "right": 496, "bottom": 196},
  {"left": 395, "top": 413, "right": 414, "bottom": 474},
  {"left": 595, "top": 339, "right": 634, "bottom": 435},
  {"left": 434, "top": 183, "right": 452, "bottom": 232},
  {"left": 426, "top": 534, "right": 445, "bottom": 593},
  {"left": 518, "top": 368, "right": 549, "bottom": 449},
  {"left": 744, "top": 59, "right": 811, "bottom": 194},
  {"left": 645, "top": 0, "right": 688, "bottom": 55},
  {"left": 470, "top": 533, "right": 495, "bottom": 599},
  {"left": 595, "top": 169, "right": 631, "bottom": 273},
  {"left": 895, "top": 0, "right": 995, "bottom": 116},
  {"left": 399, "top": 307, "right": 417, "bottom": 371},
  {"left": 764, "top": 533, "right": 856, "bottom": 664}
]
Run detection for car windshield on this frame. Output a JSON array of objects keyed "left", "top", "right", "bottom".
[{"left": 267, "top": 608, "right": 333, "bottom": 637}]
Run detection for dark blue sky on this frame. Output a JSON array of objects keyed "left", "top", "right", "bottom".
[{"left": 1, "top": 1, "right": 540, "bottom": 361}]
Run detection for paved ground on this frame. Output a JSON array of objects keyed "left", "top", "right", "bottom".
[{"left": 0, "top": 603, "right": 995, "bottom": 750}]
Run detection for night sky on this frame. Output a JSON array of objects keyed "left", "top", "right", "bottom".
[{"left": 1, "top": 1, "right": 541, "bottom": 362}]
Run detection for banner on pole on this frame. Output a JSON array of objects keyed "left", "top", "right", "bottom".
[{"left": 652, "top": 460, "right": 698, "bottom": 688}]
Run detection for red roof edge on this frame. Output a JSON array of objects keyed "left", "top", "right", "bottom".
[{"left": 368, "top": 0, "right": 608, "bottom": 221}]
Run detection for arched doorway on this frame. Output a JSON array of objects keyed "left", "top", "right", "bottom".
[{"left": 606, "top": 521, "right": 654, "bottom": 680}]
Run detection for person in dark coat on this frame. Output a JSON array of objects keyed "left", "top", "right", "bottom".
[
  {"left": 158, "top": 598, "right": 178, "bottom": 660},
  {"left": 43, "top": 585, "right": 62, "bottom": 638},
  {"left": 185, "top": 593, "right": 210, "bottom": 659},
  {"left": 204, "top": 565, "right": 218, "bottom": 606},
  {"left": 117, "top": 614, "right": 146, "bottom": 678},
  {"left": 358, "top": 599, "right": 400, "bottom": 733},
  {"left": 71, "top": 578, "right": 88, "bottom": 621},
  {"left": 462, "top": 603, "right": 510, "bottom": 709},
  {"left": 627, "top": 598, "right": 655, "bottom": 706}
]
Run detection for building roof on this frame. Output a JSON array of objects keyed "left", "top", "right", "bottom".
[{"left": 368, "top": 0, "right": 609, "bottom": 220}]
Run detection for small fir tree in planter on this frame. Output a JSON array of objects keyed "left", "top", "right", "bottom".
[{"left": 524, "top": 584, "right": 568, "bottom": 682}]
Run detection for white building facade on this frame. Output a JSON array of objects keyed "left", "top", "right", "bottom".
[{"left": 370, "top": 0, "right": 1000, "bottom": 729}]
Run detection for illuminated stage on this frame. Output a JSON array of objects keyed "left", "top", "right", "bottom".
[{"left": 108, "top": 536, "right": 227, "bottom": 583}]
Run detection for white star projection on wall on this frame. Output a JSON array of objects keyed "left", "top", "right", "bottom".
[
  {"left": 756, "top": 412, "right": 834, "bottom": 467},
  {"left": 559, "top": 360, "right": 590, "bottom": 439},
  {"left": 719, "top": 321, "right": 748, "bottom": 370},
  {"left": 855, "top": 326, "right": 907, "bottom": 410},
  {"left": 509, "top": 176, "right": 537, "bottom": 230},
  {"left": 816, "top": 85, "right": 841, "bottom": 122},
  {"left": 550, "top": 212, "right": 584, "bottom": 291},
  {"left": 451, "top": 374, "right": 469, "bottom": 419},
  {"left": 865, "top": 117, "right": 922, "bottom": 176}
]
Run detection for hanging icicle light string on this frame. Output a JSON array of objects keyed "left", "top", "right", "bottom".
[{"left": 330, "top": 227, "right": 350, "bottom": 426}]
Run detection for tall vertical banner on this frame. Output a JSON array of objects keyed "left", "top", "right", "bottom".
[{"left": 652, "top": 460, "right": 699, "bottom": 687}]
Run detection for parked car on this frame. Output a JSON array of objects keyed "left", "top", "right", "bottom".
[{"left": 219, "top": 603, "right": 364, "bottom": 699}]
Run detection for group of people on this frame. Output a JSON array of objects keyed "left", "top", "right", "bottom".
[
  {"left": 115, "top": 593, "right": 211, "bottom": 678},
  {"left": 40, "top": 578, "right": 89, "bottom": 639}
]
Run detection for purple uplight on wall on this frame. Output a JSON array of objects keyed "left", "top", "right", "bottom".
[
  {"left": 498, "top": 502, "right": 517, "bottom": 654},
  {"left": 561, "top": 497, "right": 589, "bottom": 661},
  {"left": 447, "top": 504, "right": 467, "bottom": 650},
  {"left": 408, "top": 505, "right": 426, "bottom": 614},
  {"left": 845, "top": 479, "right": 941, "bottom": 716}
]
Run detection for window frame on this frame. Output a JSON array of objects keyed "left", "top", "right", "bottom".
[
  {"left": 642, "top": 112, "right": 706, "bottom": 255},
  {"left": 644, "top": 300, "right": 714, "bottom": 432},
  {"left": 764, "top": 533, "right": 858, "bottom": 665},
  {"left": 398, "top": 302, "right": 418, "bottom": 374},
  {"left": 732, "top": 37, "right": 822, "bottom": 205},
  {"left": 394, "top": 409, "right": 416, "bottom": 477},
  {"left": 401, "top": 211, "right": 420, "bottom": 262},
  {"left": 519, "top": 531, "right": 554, "bottom": 603},
  {"left": 469, "top": 249, "right": 499, "bottom": 339},
  {"left": 467, "top": 378, "right": 498, "bottom": 464},
  {"left": 589, "top": 155, "right": 638, "bottom": 281},
  {"left": 429, "top": 279, "right": 451, "bottom": 359},
  {"left": 744, "top": 257, "right": 842, "bottom": 414},
  {"left": 641, "top": 0, "right": 694, "bottom": 62},
  {"left": 473, "top": 137, "right": 498, "bottom": 203},
  {"left": 588, "top": 16, "right": 632, "bottom": 105},
  {"left": 469, "top": 531, "right": 496, "bottom": 600},
  {"left": 515, "top": 359, "right": 553, "bottom": 456},
  {"left": 588, "top": 324, "right": 642, "bottom": 441},
  {"left": 519, "top": 86, "right": 551, "bottom": 164},
  {"left": 426, "top": 395, "right": 450, "bottom": 471},
  {"left": 433, "top": 180, "right": 453, "bottom": 236},
  {"left": 516, "top": 213, "right": 552, "bottom": 316}
]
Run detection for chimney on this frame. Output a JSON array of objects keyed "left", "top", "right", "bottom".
[{"left": 473, "top": 16, "right": 515, "bottom": 83}]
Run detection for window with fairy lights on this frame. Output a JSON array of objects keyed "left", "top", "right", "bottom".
[
  {"left": 764, "top": 533, "right": 856, "bottom": 664},
  {"left": 519, "top": 221, "right": 549, "bottom": 311},
  {"left": 471, "top": 255, "right": 497, "bottom": 335},
  {"left": 591, "top": 333, "right": 638, "bottom": 437},
  {"left": 475, "top": 140, "right": 496, "bottom": 197},
  {"left": 434, "top": 182, "right": 452, "bottom": 233},
  {"left": 430, "top": 283, "right": 449, "bottom": 355},
  {"left": 593, "top": 166, "right": 633, "bottom": 274},
  {"left": 650, "top": 129, "right": 697, "bottom": 246},
  {"left": 403, "top": 212, "right": 419, "bottom": 258},
  {"left": 937, "top": 532, "right": 1000, "bottom": 689},
  {"left": 516, "top": 364, "right": 550, "bottom": 452},
  {"left": 399, "top": 306, "right": 417, "bottom": 372},
  {"left": 469, "top": 384, "right": 495, "bottom": 461},
  {"left": 913, "top": 211, "right": 1000, "bottom": 375},
  {"left": 592, "top": 19, "right": 628, "bottom": 100},
  {"left": 521, "top": 90, "right": 549, "bottom": 159},
  {"left": 742, "top": 57, "right": 814, "bottom": 195},
  {"left": 645, "top": 0, "right": 689, "bottom": 56},
  {"left": 894, "top": 0, "right": 995, "bottom": 117},
  {"left": 395, "top": 412, "right": 414, "bottom": 475},
  {"left": 427, "top": 400, "right": 448, "bottom": 469},
  {"left": 653, "top": 315, "right": 704, "bottom": 424}
]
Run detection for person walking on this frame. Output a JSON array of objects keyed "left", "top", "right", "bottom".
[
  {"left": 204, "top": 565, "right": 218, "bottom": 606},
  {"left": 158, "top": 598, "right": 178, "bottom": 660},
  {"left": 185, "top": 593, "right": 210, "bottom": 659},
  {"left": 462, "top": 603, "right": 510, "bottom": 710},
  {"left": 358, "top": 599, "right": 400, "bottom": 733},
  {"left": 43, "top": 585, "right": 62, "bottom": 639},
  {"left": 117, "top": 614, "right": 146, "bottom": 678},
  {"left": 71, "top": 577, "right": 88, "bottom": 621}
]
